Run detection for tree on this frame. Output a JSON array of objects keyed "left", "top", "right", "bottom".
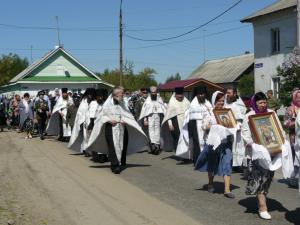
[
  {"left": 0, "top": 53, "right": 29, "bottom": 86},
  {"left": 165, "top": 72, "right": 181, "bottom": 83},
  {"left": 277, "top": 47, "right": 300, "bottom": 106},
  {"left": 96, "top": 64, "right": 158, "bottom": 91},
  {"left": 237, "top": 74, "right": 254, "bottom": 97}
]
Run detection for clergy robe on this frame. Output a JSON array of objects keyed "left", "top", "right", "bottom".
[
  {"left": 87, "top": 95, "right": 149, "bottom": 166},
  {"left": 161, "top": 93, "right": 190, "bottom": 151},
  {"left": 225, "top": 97, "right": 247, "bottom": 167},
  {"left": 176, "top": 97, "right": 212, "bottom": 163},
  {"left": 46, "top": 96, "right": 73, "bottom": 137},
  {"left": 138, "top": 96, "right": 166, "bottom": 146}
]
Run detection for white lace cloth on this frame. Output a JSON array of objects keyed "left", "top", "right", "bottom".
[{"left": 251, "top": 141, "right": 294, "bottom": 178}]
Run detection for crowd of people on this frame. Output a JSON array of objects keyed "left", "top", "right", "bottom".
[{"left": 0, "top": 85, "right": 299, "bottom": 221}]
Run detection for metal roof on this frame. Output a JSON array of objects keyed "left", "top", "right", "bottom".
[
  {"left": 188, "top": 53, "right": 254, "bottom": 83},
  {"left": 9, "top": 47, "right": 110, "bottom": 86},
  {"left": 159, "top": 78, "right": 224, "bottom": 91},
  {"left": 241, "top": 0, "right": 296, "bottom": 22}
]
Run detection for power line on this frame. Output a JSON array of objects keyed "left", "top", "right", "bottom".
[{"left": 124, "top": 0, "right": 243, "bottom": 42}]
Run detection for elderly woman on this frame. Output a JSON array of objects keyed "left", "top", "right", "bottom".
[
  {"left": 195, "top": 91, "right": 235, "bottom": 199},
  {"left": 242, "top": 92, "right": 293, "bottom": 220},
  {"left": 19, "top": 93, "right": 34, "bottom": 139}
]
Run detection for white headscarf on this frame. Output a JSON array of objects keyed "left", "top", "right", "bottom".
[{"left": 211, "top": 91, "right": 224, "bottom": 107}]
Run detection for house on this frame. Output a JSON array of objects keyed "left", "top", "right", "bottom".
[
  {"left": 159, "top": 78, "right": 224, "bottom": 101},
  {"left": 241, "top": 0, "right": 297, "bottom": 96},
  {"left": 187, "top": 53, "right": 254, "bottom": 91},
  {"left": 0, "top": 46, "right": 113, "bottom": 96}
]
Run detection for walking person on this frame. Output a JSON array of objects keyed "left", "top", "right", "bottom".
[
  {"left": 19, "top": 93, "right": 34, "bottom": 139},
  {"left": 195, "top": 91, "right": 235, "bottom": 198},
  {"left": 34, "top": 91, "right": 49, "bottom": 140}
]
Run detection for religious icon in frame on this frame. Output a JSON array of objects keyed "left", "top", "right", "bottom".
[
  {"left": 248, "top": 112, "right": 284, "bottom": 154},
  {"left": 213, "top": 108, "right": 237, "bottom": 128}
]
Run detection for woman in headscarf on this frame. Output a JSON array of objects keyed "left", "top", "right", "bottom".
[
  {"left": 242, "top": 92, "right": 293, "bottom": 220},
  {"left": 284, "top": 89, "right": 300, "bottom": 160},
  {"left": 19, "top": 93, "right": 34, "bottom": 139},
  {"left": 195, "top": 91, "right": 235, "bottom": 199}
]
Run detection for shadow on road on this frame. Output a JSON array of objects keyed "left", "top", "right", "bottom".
[
  {"left": 238, "top": 197, "right": 288, "bottom": 214},
  {"left": 285, "top": 207, "right": 300, "bottom": 225},
  {"left": 196, "top": 181, "right": 240, "bottom": 194},
  {"left": 161, "top": 155, "right": 193, "bottom": 165},
  {"left": 89, "top": 164, "right": 152, "bottom": 169}
]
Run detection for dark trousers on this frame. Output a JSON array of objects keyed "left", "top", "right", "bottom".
[
  {"left": 59, "top": 114, "right": 63, "bottom": 138},
  {"left": 188, "top": 120, "right": 201, "bottom": 165},
  {"left": 105, "top": 123, "right": 128, "bottom": 168},
  {"left": 170, "top": 117, "right": 180, "bottom": 149},
  {"left": 37, "top": 115, "right": 47, "bottom": 136}
]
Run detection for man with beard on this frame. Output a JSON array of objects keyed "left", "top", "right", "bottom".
[
  {"left": 225, "top": 87, "right": 247, "bottom": 168},
  {"left": 176, "top": 86, "right": 212, "bottom": 164},
  {"left": 34, "top": 91, "right": 49, "bottom": 140},
  {"left": 87, "top": 86, "right": 148, "bottom": 174},
  {"left": 139, "top": 86, "right": 166, "bottom": 155},
  {"left": 46, "top": 88, "right": 73, "bottom": 141},
  {"left": 68, "top": 88, "right": 96, "bottom": 154},
  {"left": 134, "top": 88, "right": 148, "bottom": 120},
  {"left": 88, "top": 89, "right": 109, "bottom": 163},
  {"left": 161, "top": 87, "right": 190, "bottom": 151}
]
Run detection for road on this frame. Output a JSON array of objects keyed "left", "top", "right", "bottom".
[{"left": 0, "top": 131, "right": 299, "bottom": 225}]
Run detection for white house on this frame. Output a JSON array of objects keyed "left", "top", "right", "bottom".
[
  {"left": 0, "top": 46, "right": 113, "bottom": 96},
  {"left": 241, "top": 0, "right": 297, "bottom": 96}
]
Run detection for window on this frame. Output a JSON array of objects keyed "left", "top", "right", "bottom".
[{"left": 271, "top": 28, "right": 280, "bottom": 54}]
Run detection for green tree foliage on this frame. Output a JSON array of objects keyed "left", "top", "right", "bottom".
[
  {"left": 0, "top": 53, "right": 29, "bottom": 86},
  {"left": 165, "top": 72, "right": 181, "bottom": 83},
  {"left": 237, "top": 74, "right": 254, "bottom": 97},
  {"left": 278, "top": 47, "right": 300, "bottom": 106},
  {"left": 96, "top": 62, "right": 158, "bottom": 91}
]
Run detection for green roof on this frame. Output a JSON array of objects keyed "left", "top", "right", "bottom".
[{"left": 21, "top": 76, "right": 98, "bottom": 82}]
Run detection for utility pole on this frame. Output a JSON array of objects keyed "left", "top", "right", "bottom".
[
  {"left": 297, "top": 0, "right": 300, "bottom": 46},
  {"left": 119, "top": 0, "right": 123, "bottom": 86},
  {"left": 30, "top": 45, "right": 33, "bottom": 63},
  {"left": 203, "top": 29, "right": 206, "bottom": 62},
  {"left": 55, "top": 16, "right": 61, "bottom": 47}
]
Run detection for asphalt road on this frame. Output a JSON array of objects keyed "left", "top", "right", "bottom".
[{"left": 0, "top": 130, "right": 299, "bottom": 225}]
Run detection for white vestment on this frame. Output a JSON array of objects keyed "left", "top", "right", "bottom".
[
  {"left": 68, "top": 98, "right": 89, "bottom": 152},
  {"left": 87, "top": 95, "right": 149, "bottom": 162},
  {"left": 139, "top": 96, "right": 166, "bottom": 145},
  {"left": 176, "top": 97, "right": 212, "bottom": 159},
  {"left": 47, "top": 96, "right": 73, "bottom": 137},
  {"left": 225, "top": 98, "right": 247, "bottom": 166},
  {"left": 161, "top": 94, "right": 190, "bottom": 151}
]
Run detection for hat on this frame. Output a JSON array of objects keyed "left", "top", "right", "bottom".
[
  {"left": 95, "top": 89, "right": 108, "bottom": 97},
  {"left": 193, "top": 86, "right": 207, "bottom": 95},
  {"left": 38, "top": 90, "right": 45, "bottom": 96},
  {"left": 61, "top": 88, "right": 68, "bottom": 93},
  {"left": 175, "top": 87, "right": 184, "bottom": 95}
]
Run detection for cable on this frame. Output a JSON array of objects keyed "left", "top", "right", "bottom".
[{"left": 124, "top": 0, "right": 243, "bottom": 42}]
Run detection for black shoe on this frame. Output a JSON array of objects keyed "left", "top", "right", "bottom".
[
  {"left": 98, "top": 155, "right": 108, "bottom": 163},
  {"left": 112, "top": 166, "right": 121, "bottom": 174},
  {"left": 40, "top": 135, "right": 45, "bottom": 140},
  {"left": 58, "top": 137, "right": 63, "bottom": 141}
]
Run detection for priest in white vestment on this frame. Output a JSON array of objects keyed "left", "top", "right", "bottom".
[
  {"left": 139, "top": 86, "right": 166, "bottom": 155},
  {"left": 161, "top": 87, "right": 190, "bottom": 151},
  {"left": 225, "top": 87, "right": 247, "bottom": 167},
  {"left": 46, "top": 88, "right": 73, "bottom": 141},
  {"left": 87, "top": 86, "right": 149, "bottom": 174},
  {"left": 176, "top": 86, "right": 212, "bottom": 164},
  {"left": 68, "top": 88, "right": 96, "bottom": 153}
]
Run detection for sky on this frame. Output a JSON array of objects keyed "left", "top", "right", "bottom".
[{"left": 0, "top": 0, "right": 279, "bottom": 83}]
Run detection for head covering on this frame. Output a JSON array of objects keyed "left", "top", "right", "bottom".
[
  {"left": 251, "top": 92, "right": 267, "bottom": 113},
  {"left": 61, "top": 88, "right": 68, "bottom": 93},
  {"left": 150, "top": 86, "right": 157, "bottom": 93},
  {"left": 38, "top": 90, "right": 45, "bottom": 96},
  {"left": 292, "top": 89, "right": 300, "bottom": 108},
  {"left": 175, "top": 87, "right": 184, "bottom": 95},
  {"left": 211, "top": 91, "right": 224, "bottom": 107},
  {"left": 193, "top": 86, "right": 207, "bottom": 97}
]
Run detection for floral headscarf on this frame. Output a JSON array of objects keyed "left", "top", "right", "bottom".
[{"left": 292, "top": 89, "right": 300, "bottom": 108}]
